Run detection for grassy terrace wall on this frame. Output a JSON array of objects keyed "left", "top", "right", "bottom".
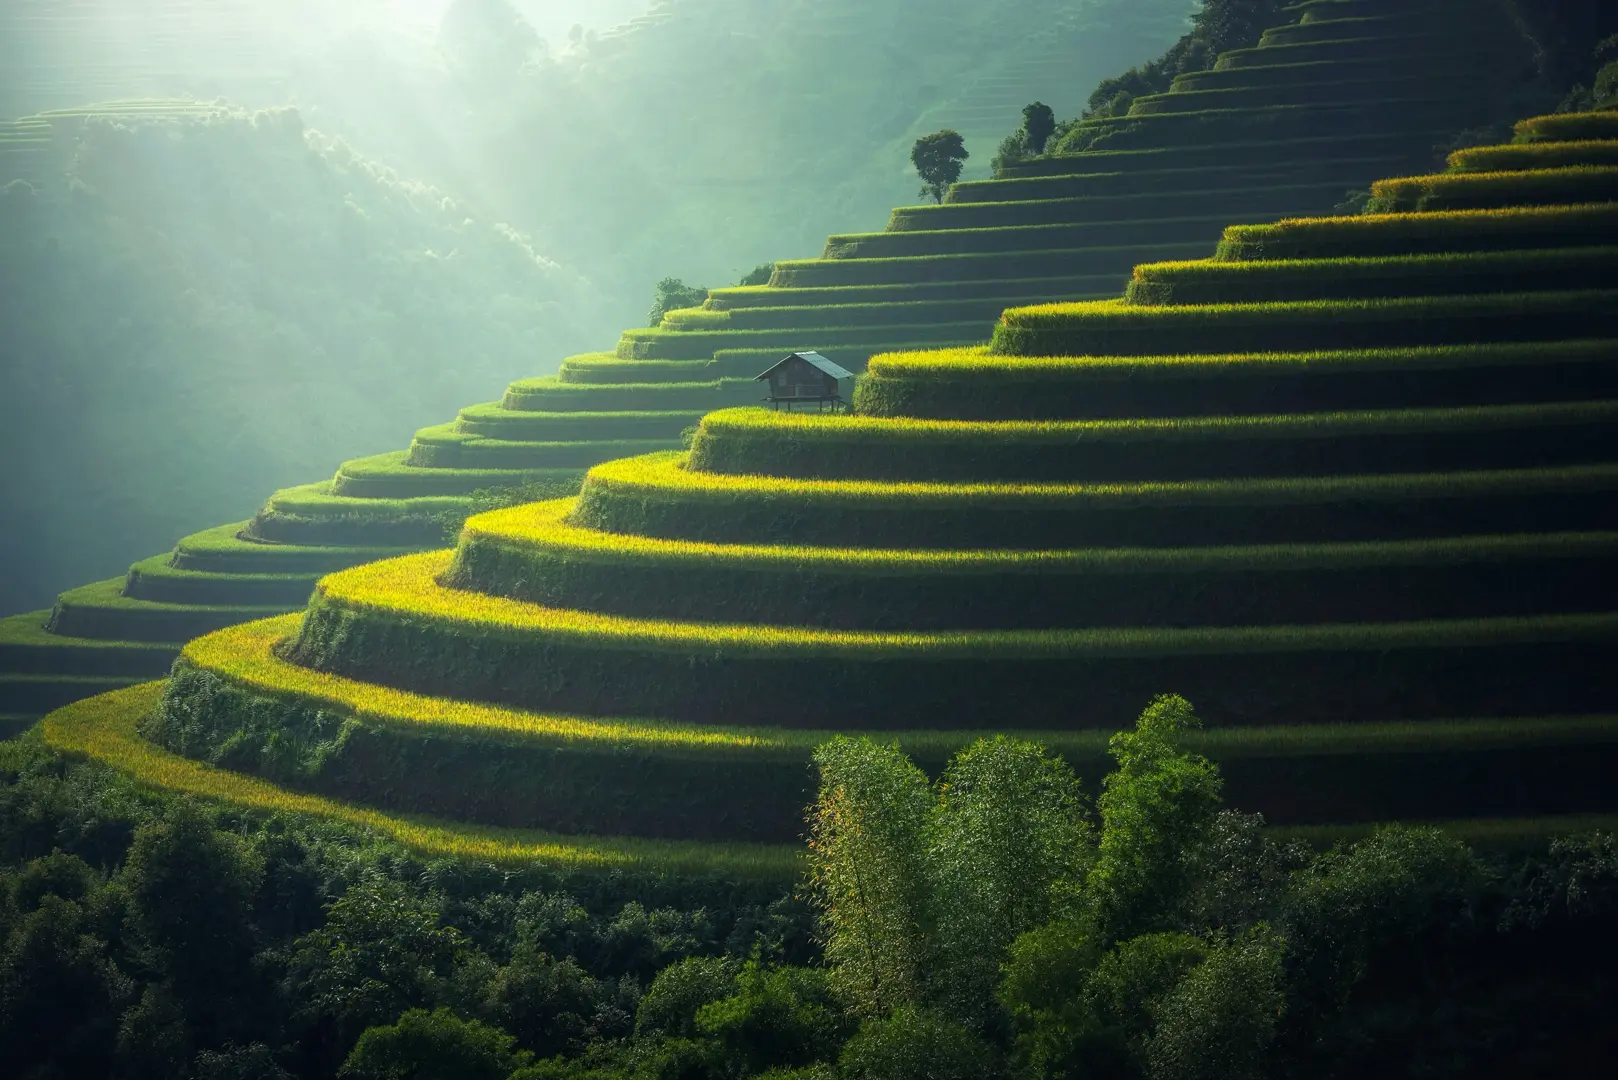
[{"left": 37, "top": 113, "right": 1618, "bottom": 870}]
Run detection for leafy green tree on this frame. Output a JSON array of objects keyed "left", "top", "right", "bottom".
[
  {"left": 1086, "top": 695, "right": 1223, "bottom": 944},
  {"left": 636, "top": 955, "right": 738, "bottom": 1039},
  {"left": 647, "top": 277, "right": 709, "bottom": 326},
  {"left": 1279, "top": 826, "right": 1483, "bottom": 1025},
  {"left": 339, "top": 1008, "right": 532, "bottom": 1080},
  {"left": 695, "top": 960, "right": 851, "bottom": 1076},
  {"left": 0, "top": 893, "right": 133, "bottom": 1076},
  {"left": 1144, "top": 927, "right": 1286, "bottom": 1080},
  {"left": 807, "top": 737, "right": 934, "bottom": 1016},
  {"left": 838, "top": 1005, "right": 1002, "bottom": 1080},
  {"left": 737, "top": 263, "right": 775, "bottom": 287},
  {"left": 478, "top": 946, "right": 610, "bottom": 1059},
  {"left": 120, "top": 801, "right": 264, "bottom": 1035},
  {"left": 194, "top": 1042, "right": 295, "bottom": 1080},
  {"left": 911, "top": 130, "right": 969, "bottom": 204},
  {"left": 1022, "top": 102, "right": 1057, "bottom": 155},
  {"left": 997, "top": 920, "right": 1114, "bottom": 1080},
  {"left": 287, "top": 878, "right": 471, "bottom": 1048},
  {"left": 930, "top": 737, "right": 1091, "bottom": 1027}
]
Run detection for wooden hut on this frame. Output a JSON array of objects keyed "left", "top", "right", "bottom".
[{"left": 755, "top": 351, "right": 855, "bottom": 411}]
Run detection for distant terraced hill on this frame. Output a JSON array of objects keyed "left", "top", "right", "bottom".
[
  {"left": 32, "top": 110, "right": 1618, "bottom": 875},
  {"left": 0, "top": 0, "right": 1548, "bottom": 732}
]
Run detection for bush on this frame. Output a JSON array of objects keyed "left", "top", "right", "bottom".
[
  {"left": 647, "top": 277, "right": 709, "bottom": 327},
  {"left": 737, "top": 263, "right": 775, "bottom": 287},
  {"left": 695, "top": 961, "right": 852, "bottom": 1075},
  {"left": 837, "top": 1005, "right": 1002, "bottom": 1080},
  {"left": 338, "top": 1007, "right": 531, "bottom": 1080}
]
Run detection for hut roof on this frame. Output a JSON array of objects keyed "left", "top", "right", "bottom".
[{"left": 754, "top": 351, "right": 855, "bottom": 382}]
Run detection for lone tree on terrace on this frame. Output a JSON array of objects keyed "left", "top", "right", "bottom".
[
  {"left": 1022, "top": 101, "right": 1056, "bottom": 155},
  {"left": 912, "top": 129, "right": 969, "bottom": 204}
]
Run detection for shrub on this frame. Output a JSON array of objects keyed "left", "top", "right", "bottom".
[
  {"left": 837, "top": 1005, "right": 1002, "bottom": 1080},
  {"left": 736, "top": 263, "right": 775, "bottom": 287},
  {"left": 1022, "top": 102, "right": 1056, "bottom": 154},
  {"left": 338, "top": 1007, "right": 531, "bottom": 1080}
]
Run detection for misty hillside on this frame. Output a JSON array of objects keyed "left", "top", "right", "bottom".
[{"left": 0, "top": 104, "right": 608, "bottom": 614}]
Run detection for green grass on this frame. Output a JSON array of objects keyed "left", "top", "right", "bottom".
[
  {"left": 1169, "top": 51, "right": 1495, "bottom": 93},
  {"left": 1364, "top": 167, "right": 1618, "bottom": 213},
  {"left": 660, "top": 299, "right": 1058, "bottom": 332},
  {"left": 41, "top": 682, "right": 801, "bottom": 880},
  {"left": 557, "top": 358, "right": 720, "bottom": 384},
  {"left": 988, "top": 290, "right": 1618, "bottom": 358},
  {"left": 956, "top": 156, "right": 1409, "bottom": 203},
  {"left": 855, "top": 340, "right": 1618, "bottom": 421},
  {"left": 998, "top": 132, "right": 1437, "bottom": 181},
  {"left": 1214, "top": 32, "right": 1522, "bottom": 71},
  {"left": 285, "top": 549, "right": 1618, "bottom": 730},
  {"left": 1214, "top": 203, "right": 1618, "bottom": 260},
  {"left": 3, "top": 675, "right": 151, "bottom": 716},
  {"left": 1514, "top": 112, "right": 1618, "bottom": 145},
  {"left": 1123, "top": 247, "right": 1618, "bottom": 306},
  {"left": 1448, "top": 140, "right": 1618, "bottom": 174},
  {"left": 686, "top": 399, "right": 1618, "bottom": 483}
]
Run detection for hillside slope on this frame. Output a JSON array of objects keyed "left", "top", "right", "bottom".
[
  {"left": 0, "top": 103, "right": 607, "bottom": 618},
  {"left": 35, "top": 110, "right": 1618, "bottom": 868}
]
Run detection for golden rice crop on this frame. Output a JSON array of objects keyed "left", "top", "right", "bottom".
[
  {"left": 41, "top": 683, "right": 804, "bottom": 879},
  {"left": 309, "top": 547, "right": 1618, "bottom": 660}
]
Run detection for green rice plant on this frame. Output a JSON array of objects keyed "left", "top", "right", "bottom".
[
  {"left": 855, "top": 340, "right": 1618, "bottom": 422},
  {"left": 453, "top": 404, "right": 706, "bottom": 440},
  {"left": 897, "top": 181, "right": 1354, "bottom": 233},
  {"left": 451, "top": 497, "right": 1618, "bottom": 632},
  {"left": 0, "top": 610, "right": 177, "bottom": 677},
  {"left": 285, "top": 549, "right": 1618, "bottom": 730},
  {"left": 988, "top": 290, "right": 1618, "bottom": 359},
  {"left": 145, "top": 620, "right": 1618, "bottom": 841},
  {"left": 1514, "top": 112, "right": 1618, "bottom": 145},
  {"left": 557, "top": 357, "right": 718, "bottom": 385},
  {"left": 404, "top": 428, "right": 668, "bottom": 471},
  {"left": 245, "top": 483, "right": 468, "bottom": 547},
  {"left": 1129, "top": 75, "right": 1455, "bottom": 117},
  {"left": 703, "top": 276, "right": 1115, "bottom": 309},
  {"left": 4, "top": 674, "right": 150, "bottom": 715},
  {"left": 500, "top": 377, "right": 758, "bottom": 413},
  {"left": 616, "top": 322, "right": 986, "bottom": 361},
  {"left": 687, "top": 399, "right": 1618, "bottom": 484},
  {"left": 570, "top": 451, "right": 1618, "bottom": 551},
  {"left": 41, "top": 683, "right": 802, "bottom": 880},
  {"left": 1447, "top": 141, "right": 1618, "bottom": 174},
  {"left": 1169, "top": 50, "right": 1490, "bottom": 93},
  {"left": 768, "top": 244, "right": 1203, "bottom": 289},
  {"left": 1214, "top": 203, "right": 1618, "bottom": 260},
  {"left": 1363, "top": 167, "right": 1618, "bottom": 213},
  {"left": 329, "top": 450, "right": 581, "bottom": 499},
  {"left": 821, "top": 216, "right": 1249, "bottom": 262},
  {"left": 659, "top": 299, "right": 1023, "bottom": 331},
  {"left": 1123, "top": 247, "right": 1618, "bottom": 306},
  {"left": 996, "top": 132, "right": 1432, "bottom": 181},
  {"left": 1215, "top": 32, "right": 1522, "bottom": 71},
  {"left": 167, "top": 522, "right": 411, "bottom": 575},
  {"left": 120, "top": 555, "right": 317, "bottom": 608},
  {"left": 957, "top": 156, "right": 1404, "bottom": 204},
  {"left": 44, "top": 577, "right": 285, "bottom": 644}
]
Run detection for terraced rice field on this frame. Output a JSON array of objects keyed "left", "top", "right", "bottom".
[
  {"left": 39, "top": 113, "right": 1618, "bottom": 870},
  {"left": 0, "top": 0, "right": 1557, "bottom": 766}
]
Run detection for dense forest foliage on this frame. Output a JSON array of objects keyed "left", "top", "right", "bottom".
[
  {"left": 4, "top": 700, "right": 1614, "bottom": 1079},
  {"left": 0, "top": 109, "right": 609, "bottom": 613}
]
